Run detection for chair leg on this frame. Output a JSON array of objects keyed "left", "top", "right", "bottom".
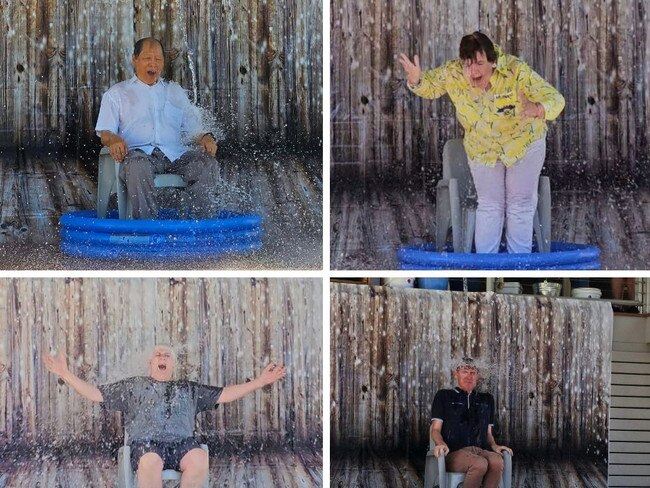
[
  {"left": 117, "top": 446, "right": 134, "bottom": 488},
  {"left": 97, "top": 153, "right": 117, "bottom": 218},
  {"left": 115, "top": 162, "right": 130, "bottom": 219},
  {"left": 537, "top": 176, "right": 552, "bottom": 252},
  {"left": 464, "top": 207, "right": 476, "bottom": 253},
  {"left": 436, "top": 183, "right": 451, "bottom": 251},
  {"left": 449, "top": 179, "right": 462, "bottom": 253},
  {"left": 424, "top": 453, "right": 440, "bottom": 488}
]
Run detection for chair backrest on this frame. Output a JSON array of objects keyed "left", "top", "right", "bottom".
[{"left": 442, "top": 139, "right": 477, "bottom": 204}]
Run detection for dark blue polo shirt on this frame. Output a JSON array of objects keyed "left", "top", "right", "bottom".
[{"left": 431, "top": 387, "right": 495, "bottom": 452}]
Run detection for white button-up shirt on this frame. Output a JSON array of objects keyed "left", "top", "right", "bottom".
[{"left": 95, "top": 76, "right": 204, "bottom": 162}]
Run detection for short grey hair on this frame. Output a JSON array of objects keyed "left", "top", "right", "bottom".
[{"left": 452, "top": 356, "right": 484, "bottom": 374}]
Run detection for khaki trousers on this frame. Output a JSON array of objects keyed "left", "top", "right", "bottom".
[{"left": 446, "top": 446, "right": 504, "bottom": 488}]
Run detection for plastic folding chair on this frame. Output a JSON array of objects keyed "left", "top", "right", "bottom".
[
  {"left": 435, "top": 139, "right": 551, "bottom": 253},
  {"left": 423, "top": 439, "right": 512, "bottom": 488},
  {"left": 96, "top": 147, "right": 187, "bottom": 219}
]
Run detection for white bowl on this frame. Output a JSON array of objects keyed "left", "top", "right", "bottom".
[
  {"left": 498, "top": 282, "right": 522, "bottom": 295},
  {"left": 571, "top": 287, "right": 602, "bottom": 299},
  {"left": 381, "top": 278, "right": 415, "bottom": 288}
]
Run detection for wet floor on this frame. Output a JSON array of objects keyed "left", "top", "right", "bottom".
[
  {"left": 0, "top": 449, "right": 322, "bottom": 487},
  {"left": 0, "top": 149, "right": 322, "bottom": 270},
  {"left": 330, "top": 183, "right": 650, "bottom": 270},
  {"left": 331, "top": 449, "right": 607, "bottom": 488}
]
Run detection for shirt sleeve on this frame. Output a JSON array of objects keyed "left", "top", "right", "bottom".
[
  {"left": 431, "top": 390, "right": 446, "bottom": 421},
  {"left": 517, "top": 62, "right": 565, "bottom": 121},
  {"left": 95, "top": 90, "right": 120, "bottom": 136},
  {"left": 98, "top": 378, "right": 133, "bottom": 412},
  {"left": 408, "top": 61, "right": 451, "bottom": 100},
  {"left": 194, "top": 383, "right": 223, "bottom": 412}
]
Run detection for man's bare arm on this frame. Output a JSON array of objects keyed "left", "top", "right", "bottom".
[
  {"left": 217, "top": 363, "right": 287, "bottom": 404},
  {"left": 487, "top": 425, "right": 513, "bottom": 455},
  {"left": 43, "top": 351, "right": 103, "bottom": 403},
  {"left": 430, "top": 419, "right": 449, "bottom": 457},
  {"left": 99, "top": 130, "right": 128, "bottom": 162}
]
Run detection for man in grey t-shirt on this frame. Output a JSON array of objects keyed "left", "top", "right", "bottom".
[{"left": 44, "top": 344, "right": 287, "bottom": 488}]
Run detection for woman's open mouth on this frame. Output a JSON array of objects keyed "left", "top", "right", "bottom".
[{"left": 158, "top": 364, "right": 167, "bottom": 371}]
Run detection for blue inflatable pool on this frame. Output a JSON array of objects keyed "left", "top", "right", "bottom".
[
  {"left": 397, "top": 242, "right": 601, "bottom": 270},
  {"left": 59, "top": 210, "right": 263, "bottom": 260}
]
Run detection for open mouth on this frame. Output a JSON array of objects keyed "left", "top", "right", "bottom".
[
  {"left": 147, "top": 70, "right": 157, "bottom": 77},
  {"left": 158, "top": 364, "right": 167, "bottom": 371}
]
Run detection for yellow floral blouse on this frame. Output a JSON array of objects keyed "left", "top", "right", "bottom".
[{"left": 409, "top": 47, "right": 565, "bottom": 166}]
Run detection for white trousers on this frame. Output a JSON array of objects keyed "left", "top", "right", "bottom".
[{"left": 468, "top": 138, "right": 546, "bottom": 253}]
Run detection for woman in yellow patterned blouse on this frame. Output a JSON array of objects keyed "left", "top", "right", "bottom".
[{"left": 399, "top": 31, "right": 565, "bottom": 253}]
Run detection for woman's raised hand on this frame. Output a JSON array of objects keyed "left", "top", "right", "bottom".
[
  {"left": 43, "top": 350, "right": 70, "bottom": 378},
  {"left": 399, "top": 53, "right": 421, "bottom": 86}
]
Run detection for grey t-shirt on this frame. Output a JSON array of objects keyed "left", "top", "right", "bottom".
[{"left": 98, "top": 376, "right": 223, "bottom": 442}]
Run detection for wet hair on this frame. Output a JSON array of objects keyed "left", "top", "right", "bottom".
[
  {"left": 459, "top": 31, "right": 497, "bottom": 63},
  {"left": 134, "top": 37, "right": 166, "bottom": 59},
  {"left": 453, "top": 356, "right": 480, "bottom": 372},
  {"left": 149, "top": 343, "right": 176, "bottom": 362}
]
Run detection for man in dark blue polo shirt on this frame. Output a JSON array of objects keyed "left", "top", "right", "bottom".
[{"left": 430, "top": 357, "right": 512, "bottom": 488}]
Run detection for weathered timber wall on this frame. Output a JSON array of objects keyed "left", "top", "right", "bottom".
[
  {"left": 330, "top": 284, "right": 612, "bottom": 460},
  {"left": 0, "top": 0, "right": 322, "bottom": 150},
  {"left": 331, "top": 0, "right": 650, "bottom": 182},
  {"left": 0, "top": 278, "right": 323, "bottom": 448}
]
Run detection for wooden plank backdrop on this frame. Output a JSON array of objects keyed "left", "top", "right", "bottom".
[
  {"left": 0, "top": 278, "right": 323, "bottom": 448},
  {"left": 330, "top": 0, "right": 650, "bottom": 182},
  {"left": 330, "top": 283, "right": 612, "bottom": 459},
  {"left": 0, "top": 0, "right": 322, "bottom": 149}
]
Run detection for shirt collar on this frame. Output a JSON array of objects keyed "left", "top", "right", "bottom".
[
  {"left": 129, "top": 75, "right": 164, "bottom": 87},
  {"left": 493, "top": 45, "right": 509, "bottom": 76},
  {"left": 454, "top": 386, "right": 474, "bottom": 395}
]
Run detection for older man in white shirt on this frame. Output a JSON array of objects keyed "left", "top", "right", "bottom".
[{"left": 96, "top": 37, "right": 219, "bottom": 219}]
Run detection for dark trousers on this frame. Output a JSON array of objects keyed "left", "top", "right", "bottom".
[{"left": 119, "top": 148, "right": 219, "bottom": 219}]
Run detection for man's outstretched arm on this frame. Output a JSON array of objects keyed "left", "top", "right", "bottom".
[
  {"left": 43, "top": 350, "right": 103, "bottom": 403},
  {"left": 217, "top": 363, "right": 287, "bottom": 404},
  {"left": 487, "top": 425, "right": 513, "bottom": 455}
]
